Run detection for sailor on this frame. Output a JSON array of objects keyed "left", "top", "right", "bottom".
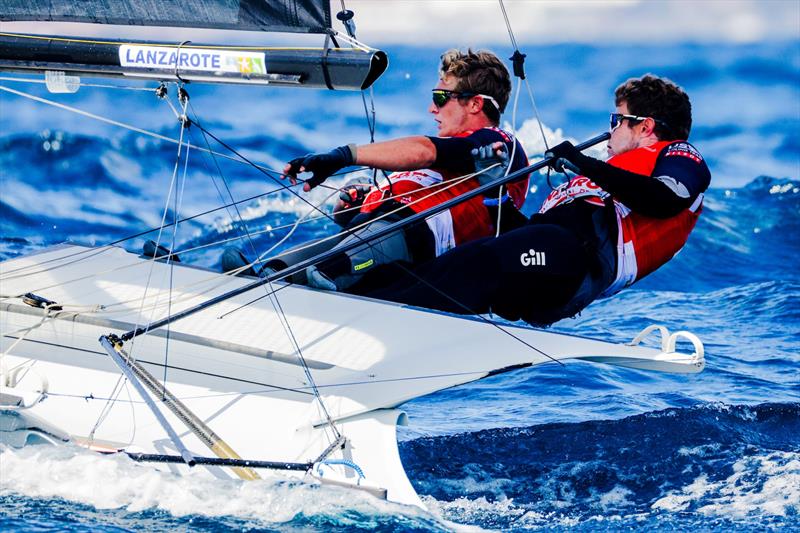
[
  {"left": 272, "top": 49, "right": 531, "bottom": 290},
  {"left": 359, "top": 74, "right": 711, "bottom": 326}
]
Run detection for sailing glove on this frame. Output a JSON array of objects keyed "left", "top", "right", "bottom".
[
  {"left": 471, "top": 142, "right": 510, "bottom": 204},
  {"left": 284, "top": 145, "right": 355, "bottom": 191},
  {"left": 545, "top": 141, "right": 589, "bottom": 175},
  {"left": 333, "top": 182, "right": 372, "bottom": 227}
]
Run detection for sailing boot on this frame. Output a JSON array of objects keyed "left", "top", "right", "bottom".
[
  {"left": 221, "top": 246, "right": 259, "bottom": 277},
  {"left": 142, "top": 240, "right": 180, "bottom": 262}
]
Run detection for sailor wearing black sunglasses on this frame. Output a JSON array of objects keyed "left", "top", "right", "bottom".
[
  {"left": 363, "top": 74, "right": 711, "bottom": 327},
  {"left": 262, "top": 49, "right": 531, "bottom": 292}
]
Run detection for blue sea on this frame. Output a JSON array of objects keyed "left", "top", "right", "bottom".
[{"left": 1, "top": 41, "right": 799, "bottom": 531}]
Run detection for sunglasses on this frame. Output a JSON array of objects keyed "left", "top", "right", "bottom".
[
  {"left": 432, "top": 89, "right": 501, "bottom": 111},
  {"left": 610, "top": 113, "right": 668, "bottom": 131}
]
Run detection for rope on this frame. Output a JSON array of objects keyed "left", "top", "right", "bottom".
[
  {"left": 0, "top": 76, "right": 154, "bottom": 91},
  {"left": 162, "top": 89, "right": 194, "bottom": 392},
  {"left": 0, "top": 85, "right": 298, "bottom": 183},
  {"left": 496, "top": 0, "right": 550, "bottom": 151},
  {"left": 498, "top": 0, "right": 519, "bottom": 51},
  {"left": 315, "top": 458, "right": 365, "bottom": 482},
  {"left": 127, "top": 91, "right": 192, "bottom": 364}
]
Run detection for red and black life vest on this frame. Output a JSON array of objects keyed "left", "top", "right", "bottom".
[
  {"left": 539, "top": 140, "right": 703, "bottom": 294},
  {"left": 360, "top": 128, "right": 529, "bottom": 253}
]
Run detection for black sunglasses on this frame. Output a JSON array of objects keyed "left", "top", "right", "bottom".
[
  {"left": 610, "top": 112, "right": 668, "bottom": 131},
  {"left": 432, "top": 89, "right": 500, "bottom": 111}
]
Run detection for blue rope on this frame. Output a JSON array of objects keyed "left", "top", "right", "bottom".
[{"left": 315, "top": 459, "right": 365, "bottom": 480}]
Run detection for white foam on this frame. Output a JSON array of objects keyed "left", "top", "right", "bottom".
[
  {"left": 0, "top": 445, "right": 436, "bottom": 525},
  {"left": 423, "top": 495, "right": 591, "bottom": 529},
  {"left": 652, "top": 450, "right": 800, "bottom": 517},
  {"left": 598, "top": 485, "right": 635, "bottom": 509}
]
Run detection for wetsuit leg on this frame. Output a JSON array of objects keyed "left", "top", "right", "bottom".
[
  {"left": 362, "top": 224, "right": 591, "bottom": 325},
  {"left": 317, "top": 218, "right": 415, "bottom": 290}
]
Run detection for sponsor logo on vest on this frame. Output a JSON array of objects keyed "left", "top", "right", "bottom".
[
  {"left": 520, "top": 249, "right": 546, "bottom": 266},
  {"left": 539, "top": 175, "right": 608, "bottom": 213},
  {"left": 664, "top": 142, "right": 702, "bottom": 163}
]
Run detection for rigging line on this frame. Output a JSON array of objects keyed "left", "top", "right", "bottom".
[
  {"left": 184, "top": 100, "right": 309, "bottom": 263},
  {"left": 163, "top": 105, "right": 193, "bottom": 395},
  {"left": 495, "top": 75, "right": 523, "bottom": 237},
  {"left": 498, "top": 0, "right": 519, "bottom": 51},
  {"left": 185, "top": 101, "right": 338, "bottom": 437},
  {"left": 254, "top": 188, "right": 341, "bottom": 267},
  {"left": 0, "top": 163, "right": 375, "bottom": 280},
  {"left": 524, "top": 77, "right": 550, "bottom": 153},
  {"left": 187, "top": 102, "right": 257, "bottom": 241},
  {"left": 0, "top": 76, "right": 154, "bottom": 91},
  {"left": 496, "top": 0, "right": 549, "bottom": 152},
  {"left": 187, "top": 103, "right": 341, "bottom": 437},
  {"left": 128, "top": 95, "right": 192, "bottom": 364},
  {"left": 0, "top": 85, "right": 305, "bottom": 182},
  {"left": 89, "top": 363, "right": 539, "bottom": 403},
  {"left": 339, "top": 3, "right": 378, "bottom": 145},
  {"left": 270, "top": 293, "right": 341, "bottom": 442},
  {"left": 89, "top": 374, "right": 126, "bottom": 443}
]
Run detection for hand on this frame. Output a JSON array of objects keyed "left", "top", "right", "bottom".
[
  {"left": 545, "top": 140, "right": 583, "bottom": 174},
  {"left": 338, "top": 183, "right": 372, "bottom": 205},
  {"left": 471, "top": 142, "right": 510, "bottom": 188},
  {"left": 333, "top": 182, "right": 373, "bottom": 227},
  {"left": 282, "top": 145, "right": 355, "bottom": 192}
]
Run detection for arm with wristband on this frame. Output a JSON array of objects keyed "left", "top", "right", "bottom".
[{"left": 545, "top": 140, "right": 711, "bottom": 218}]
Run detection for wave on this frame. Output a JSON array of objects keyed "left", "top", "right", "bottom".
[
  {"left": 400, "top": 402, "right": 800, "bottom": 528},
  {"left": 0, "top": 445, "right": 445, "bottom": 531}
]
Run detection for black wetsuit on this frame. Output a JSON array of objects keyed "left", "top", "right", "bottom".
[{"left": 355, "top": 140, "right": 711, "bottom": 326}]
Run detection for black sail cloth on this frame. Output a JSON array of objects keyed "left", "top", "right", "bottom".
[{"left": 0, "top": 0, "right": 331, "bottom": 34}]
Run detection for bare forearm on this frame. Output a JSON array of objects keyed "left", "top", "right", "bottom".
[{"left": 354, "top": 136, "right": 437, "bottom": 170}]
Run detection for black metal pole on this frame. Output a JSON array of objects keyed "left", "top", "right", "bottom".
[
  {"left": 120, "top": 132, "right": 610, "bottom": 342},
  {"left": 124, "top": 452, "right": 312, "bottom": 471}
]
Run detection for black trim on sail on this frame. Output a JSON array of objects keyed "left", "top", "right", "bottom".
[
  {"left": 0, "top": 33, "right": 388, "bottom": 90},
  {"left": 0, "top": 0, "right": 332, "bottom": 34}
]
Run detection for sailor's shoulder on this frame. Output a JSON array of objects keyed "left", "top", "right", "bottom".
[{"left": 659, "top": 140, "right": 705, "bottom": 163}]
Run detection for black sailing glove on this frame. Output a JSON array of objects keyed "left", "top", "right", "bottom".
[
  {"left": 284, "top": 145, "right": 355, "bottom": 191},
  {"left": 545, "top": 140, "right": 591, "bottom": 175},
  {"left": 471, "top": 142, "right": 510, "bottom": 203},
  {"left": 333, "top": 182, "right": 372, "bottom": 227}
]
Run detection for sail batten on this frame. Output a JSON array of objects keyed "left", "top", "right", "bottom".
[{"left": 0, "top": 0, "right": 332, "bottom": 34}]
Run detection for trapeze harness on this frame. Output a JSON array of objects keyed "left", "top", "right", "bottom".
[{"left": 539, "top": 140, "right": 705, "bottom": 318}]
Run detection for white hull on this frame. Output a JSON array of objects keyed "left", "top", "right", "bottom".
[{"left": 0, "top": 244, "right": 704, "bottom": 507}]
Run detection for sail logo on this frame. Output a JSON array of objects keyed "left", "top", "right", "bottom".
[
  {"left": 520, "top": 249, "right": 546, "bottom": 267},
  {"left": 119, "top": 45, "right": 266, "bottom": 75}
]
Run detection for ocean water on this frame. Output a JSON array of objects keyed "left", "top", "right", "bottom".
[{"left": 1, "top": 41, "right": 799, "bottom": 531}]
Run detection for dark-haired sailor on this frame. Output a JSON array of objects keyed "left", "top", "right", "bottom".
[
  {"left": 360, "top": 74, "right": 711, "bottom": 326},
  {"left": 267, "top": 49, "right": 530, "bottom": 290}
]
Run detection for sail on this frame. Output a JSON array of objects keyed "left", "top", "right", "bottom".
[
  {"left": 0, "top": 1, "right": 387, "bottom": 90},
  {"left": 0, "top": 0, "right": 331, "bottom": 34}
]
